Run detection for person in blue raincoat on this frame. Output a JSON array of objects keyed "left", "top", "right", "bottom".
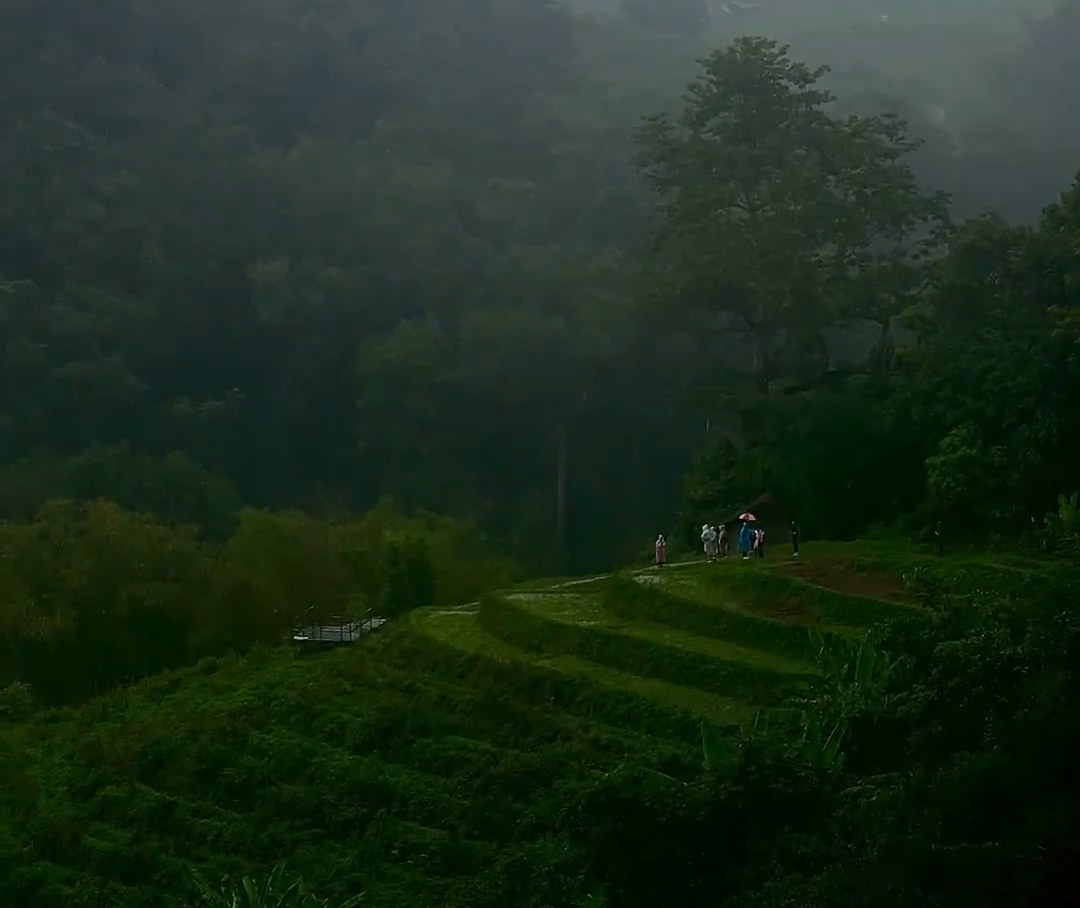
[{"left": 738, "top": 521, "right": 754, "bottom": 560}]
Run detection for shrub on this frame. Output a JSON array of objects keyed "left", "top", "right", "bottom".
[
  {"left": 1, "top": 498, "right": 519, "bottom": 705},
  {"left": 379, "top": 534, "right": 436, "bottom": 617},
  {"left": 0, "top": 499, "right": 212, "bottom": 704},
  {"left": 0, "top": 681, "right": 35, "bottom": 721},
  {"left": 190, "top": 862, "right": 363, "bottom": 908}
]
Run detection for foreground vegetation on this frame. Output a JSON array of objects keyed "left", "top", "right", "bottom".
[{"left": 4, "top": 543, "right": 1080, "bottom": 907}]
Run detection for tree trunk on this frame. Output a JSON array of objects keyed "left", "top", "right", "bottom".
[
  {"left": 869, "top": 319, "right": 895, "bottom": 374},
  {"left": 555, "top": 420, "right": 568, "bottom": 573},
  {"left": 753, "top": 333, "right": 772, "bottom": 393},
  {"left": 813, "top": 329, "right": 831, "bottom": 378}
]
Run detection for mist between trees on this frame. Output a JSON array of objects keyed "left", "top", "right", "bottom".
[
  {"left": 2, "top": 0, "right": 1080, "bottom": 675},
  {"left": 2, "top": 0, "right": 1079, "bottom": 576}
]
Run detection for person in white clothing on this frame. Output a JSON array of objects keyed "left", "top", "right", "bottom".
[{"left": 700, "top": 523, "right": 718, "bottom": 560}]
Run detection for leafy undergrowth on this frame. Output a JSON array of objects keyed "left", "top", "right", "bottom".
[{"left": 1, "top": 542, "right": 983, "bottom": 908}]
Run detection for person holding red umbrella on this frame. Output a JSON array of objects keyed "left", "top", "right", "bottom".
[{"left": 737, "top": 515, "right": 755, "bottom": 560}]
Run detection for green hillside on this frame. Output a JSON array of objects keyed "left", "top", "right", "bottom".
[
  {"left": 6, "top": 540, "right": 1080, "bottom": 907},
  {"left": 3, "top": 544, "right": 933, "bottom": 907}
]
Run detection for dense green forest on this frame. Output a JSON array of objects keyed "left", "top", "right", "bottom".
[
  {"left": 4, "top": 0, "right": 1080, "bottom": 905},
  {"left": 3, "top": 0, "right": 1079, "bottom": 574}
]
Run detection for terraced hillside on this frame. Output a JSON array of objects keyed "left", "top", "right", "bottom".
[
  {"left": 412, "top": 552, "right": 922, "bottom": 731},
  {"left": 3, "top": 546, "right": 945, "bottom": 908}
]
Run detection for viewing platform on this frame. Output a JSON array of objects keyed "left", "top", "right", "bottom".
[{"left": 291, "top": 615, "right": 387, "bottom": 647}]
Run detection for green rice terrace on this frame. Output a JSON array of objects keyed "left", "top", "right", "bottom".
[{"left": 3, "top": 543, "right": 1078, "bottom": 908}]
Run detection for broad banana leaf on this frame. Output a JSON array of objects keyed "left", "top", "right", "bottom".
[
  {"left": 701, "top": 720, "right": 733, "bottom": 772},
  {"left": 821, "top": 720, "right": 846, "bottom": 769},
  {"left": 854, "top": 635, "right": 876, "bottom": 690}
]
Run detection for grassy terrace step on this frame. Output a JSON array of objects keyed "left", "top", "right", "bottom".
[
  {"left": 12, "top": 638, "right": 719, "bottom": 907},
  {"left": 801, "top": 541, "right": 1080, "bottom": 601},
  {"left": 479, "top": 592, "right": 816, "bottom": 706},
  {"left": 126, "top": 645, "right": 588, "bottom": 758},
  {"left": 19, "top": 714, "right": 588, "bottom": 908},
  {"left": 411, "top": 609, "right": 749, "bottom": 731},
  {"left": 335, "top": 632, "right": 708, "bottom": 765},
  {"left": 43, "top": 642, "right": 698, "bottom": 799},
  {"left": 694, "top": 565, "right": 927, "bottom": 629},
  {"left": 609, "top": 572, "right": 832, "bottom": 662},
  {"left": 505, "top": 590, "right": 815, "bottom": 676}
]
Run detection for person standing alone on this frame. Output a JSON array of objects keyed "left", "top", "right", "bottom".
[
  {"left": 655, "top": 534, "right": 668, "bottom": 567},
  {"left": 738, "top": 521, "right": 754, "bottom": 560},
  {"left": 790, "top": 519, "right": 800, "bottom": 558}
]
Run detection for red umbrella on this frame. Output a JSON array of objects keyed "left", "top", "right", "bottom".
[{"left": 739, "top": 512, "right": 758, "bottom": 522}]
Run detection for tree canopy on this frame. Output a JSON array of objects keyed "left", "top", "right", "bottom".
[
  {"left": 1, "top": 0, "right": 1078, "bottom": 570},
  {"left": 637, "top": 37, "right": 949, "bottom": 392}
]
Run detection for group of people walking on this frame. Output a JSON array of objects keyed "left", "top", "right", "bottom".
[
  {"left": 701, "top": 521, "right": 764, "bottom": 560},
  {"left": 653, "top": 517, "right": 800, "bottom": 567}
]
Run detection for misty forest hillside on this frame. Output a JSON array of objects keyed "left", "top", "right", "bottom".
[
  {"left": 2, "top": 0, "right": 1078, "bottom": 576},
  {"left": 2, "top": 0, "right": 1079, "bottom": 575},
  {"left": 4, "top": 0, "right": 1080, "bottom": 906}
]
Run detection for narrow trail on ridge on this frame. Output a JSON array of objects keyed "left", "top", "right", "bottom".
[{"left": 428, "top": 560, "right": 709, "bottom": 615}]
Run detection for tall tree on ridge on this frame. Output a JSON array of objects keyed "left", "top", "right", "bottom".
[{"left": 636, "top": 37, "right": 948, "bottom": 394}]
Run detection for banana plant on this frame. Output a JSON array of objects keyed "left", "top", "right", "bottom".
[
  {"left": 799, "top": 710, "right": 846, "bottom": 771},
  {"left": 853, "top": 631, "right": 879, "bottom": 693},
  {"left": 701, "top": 720, "right": 736, "bottom": 774},
  {"left": 190, "top": 863, "right": 363, "bottom": 908},
  {"left": 1055, "top": 491, "right": 1080, "bottom": 530},
  {"left": 797, "top": 627, "right": 890, "bottom": 771},
  {"left": 809, "top": 628, "right": 888, "bottom": 705}
]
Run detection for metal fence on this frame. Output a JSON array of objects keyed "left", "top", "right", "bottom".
[{"left": 290, "top": 613, "right": 387, "bottom": 645}]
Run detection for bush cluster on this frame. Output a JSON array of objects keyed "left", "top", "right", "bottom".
[{"left": 0, "top": 499, "right": 515, "bottom": 706}]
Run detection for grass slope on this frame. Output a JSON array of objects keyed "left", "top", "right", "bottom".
[{"left": 4, "top": 543, "right": 943, "bottom": 908}]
